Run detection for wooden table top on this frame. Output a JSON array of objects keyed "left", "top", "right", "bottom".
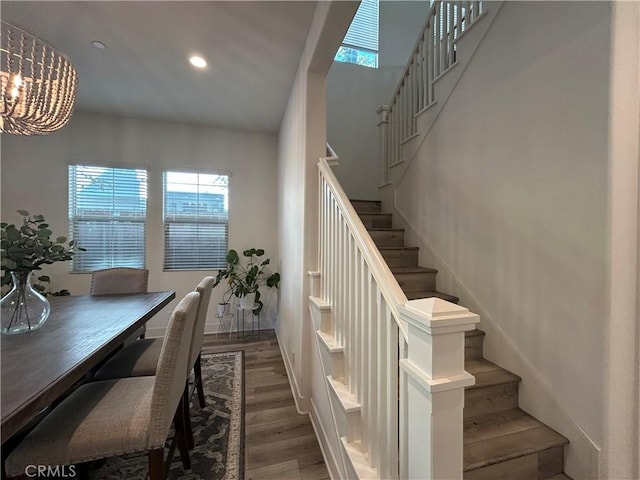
[{"left": 1, "top": 291, "right": 175, "bottom": 441}]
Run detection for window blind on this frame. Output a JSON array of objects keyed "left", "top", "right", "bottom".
[
  {"left": 343, "top": 0, "right": 379, "bottom": 52},
  {"left": 68, "top": 165, "right": 147, "bottom": 273},
  {"left": 163, "top": 171, "right": 229, "bottom": 271}
]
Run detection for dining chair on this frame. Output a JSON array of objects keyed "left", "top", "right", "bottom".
[
  {"left": 90, "top": 267, "right": 149, "bottom": 340},
  {"left": 4, "top": 291, "right": 200, "bottom": 480},
  {"left": 93, "top": 276, "right": 215, "bottom": 447}
]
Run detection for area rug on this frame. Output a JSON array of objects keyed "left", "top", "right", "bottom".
[{"left": 86, "top": 351, "right": 245, "bottom": 480}]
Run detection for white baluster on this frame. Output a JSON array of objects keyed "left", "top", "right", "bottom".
[
  {"left": 377, "top": 295, "right": 389, "bottom": 478},
  {"left": 464, "top": 0, "right": 471, "bottom": 29},
  {"left": 368, "top": 278, "right": 379, "bottom": 469},
  {"left": 399, "top": 336, "right": 409, "bottom": 479},
  {"left": 360, "top": 263, "right": 370, "bottom": 454},
  {"left": 428, "top": 17, "right": 435, "bottom": 103},
  {"left": 448, "top": 1, "right": 455, "bottom": 67},
  {"left": 422, "top": 31, "right": 429, "bottom": 109},
  {"left": 435, "top": 2, "right": 442, "bottom": 77},
  {"left": 387, "top": 306, "right": 400, "bottom": 479},
  {"left": 377, "top": 106, "right": 390, "bottom": 185},
  {"left": 337, "top": 214, "right": 344, "bottom": 346},
  {"left": 329, "top": 201, "right": 336, "bottom": 337}
]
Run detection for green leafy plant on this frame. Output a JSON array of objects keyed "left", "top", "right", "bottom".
[
  {"left": 213, "top": 248, "right": 280, "bottom": 314},
  {"left": 1, "top": 210, "right": 84, "bottom": 291}
]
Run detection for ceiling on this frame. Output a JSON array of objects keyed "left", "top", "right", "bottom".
[{"left": 1, "top": 1, "right": 318, "bottom": 133}]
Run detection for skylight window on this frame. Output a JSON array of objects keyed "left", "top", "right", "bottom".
[{"left": 335, "top": 0, "right": 379, "bottom": 68}]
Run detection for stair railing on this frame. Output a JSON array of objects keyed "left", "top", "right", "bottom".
[
  {"left": 379, "top": 0, "right": 484, "bottom": 184},
  {"left": 318, "top": 153, "right": 407, "bottom": 479},
  {"left": 316, "top": 144, "right": 480, "bottom": 478}
]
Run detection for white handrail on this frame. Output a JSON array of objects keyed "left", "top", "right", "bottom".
[
  {"left": 318, "top": 158, "right": 408, "bottom": 340},
  {"left": 326, "top": 143, "right": 339, "bottom": 161}
]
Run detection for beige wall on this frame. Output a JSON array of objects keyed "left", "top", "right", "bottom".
[
  {"left": 388, "top": 2, "right": 619, "bottom": 478},
  {"left": 0, "top": 111, "right": 279, "bottom": 335}
]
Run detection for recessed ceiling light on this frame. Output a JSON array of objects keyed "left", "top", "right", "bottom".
[
  {"left": 189, "top": 55, "right": 207, "bottom": 69},
  {"left": 92, "top": 40, "right": 106, "bottom": 50}
]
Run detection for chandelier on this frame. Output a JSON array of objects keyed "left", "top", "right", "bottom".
[{"left": 1, "top": 22, "right": 78, "bottom": 135}]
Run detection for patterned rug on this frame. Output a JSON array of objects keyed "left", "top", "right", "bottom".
[{"left": 86, "top": 351, "right": 245, "bottom": 480}]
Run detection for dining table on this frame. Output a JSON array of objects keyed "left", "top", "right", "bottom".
[{"left": 0, "top": 290, "right": 175, "bottom": 443}]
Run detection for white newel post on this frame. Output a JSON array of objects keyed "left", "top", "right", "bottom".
[
  {"left": 399, "top": 297, "right": 479, "bottom": 480},
  {"left": 377, "top": 105, "right": 390, "bottom": 185}
]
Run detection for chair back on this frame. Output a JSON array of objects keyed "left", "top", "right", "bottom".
[
  {"left": 189, "top": 277, "right": 215, "bottom": 368},
  {"left": 148, "top": 291, "right": 200, "bottom": 447},
  {"left": 90, "top": 268, "right": 149, "bottom": 295}
]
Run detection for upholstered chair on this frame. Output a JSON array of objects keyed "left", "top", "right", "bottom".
[
  {"left": 5, "top": 291, "right": 200, "bottom": 480},
  {"left": 90, "top": 267, "right": 149, "bottom": 340},
  {"left": 93, "top": 276, "right": 215, "bottom": 447}
]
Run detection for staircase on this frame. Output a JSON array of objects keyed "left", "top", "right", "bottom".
[{"left": 351, "top": 199, "right": 571, "bottom": 480}]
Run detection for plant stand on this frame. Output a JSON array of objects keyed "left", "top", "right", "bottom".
[
  {"left": 235, "top": 304, "right": 260, "bottom": 343},
  {"left": 216, "top": 312, "right": 234, "bottom": 339}
]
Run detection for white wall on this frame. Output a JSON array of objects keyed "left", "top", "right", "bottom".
[
  {"left": 327, "top": 0, "right": 428, "bottom": 200},
  {"left": 602, "top": 2, "right": 640, "bottom": 479},
  {"left": 389, "top": 2, "right": 615, "bottom": 478},
  {"left": 277, "top": 1, "right": 358, "bottom": 475},
  {"left": 0, "top": 111, "right": 279, "bottom": 336}
]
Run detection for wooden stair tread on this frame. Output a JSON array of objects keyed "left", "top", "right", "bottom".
[
  {"left": 405, "top": 290, "right": 459, "bottom": 303},
  {"left": 465, "top": 329, "right": 486, "bottom": 338},
  {"left": 464, "top": 409, "right": 569, "bottom": 471},
  {"left": 367, "top": 228, "right": 404, "bottom": 232},
  {"left": 546, "top": 474, "right": 572, "bottom": 480},
  {"left": 357, "top": 212, "right": 391, "bottom": 217},
  {"left": 350, "top": 199, "right": 382, "bottom": 214},
  {"left": 377, "top": 246, "right": 420, "bottom": 251},
  {"left": 390, "top": 266, "right": 438, "bottom": 274},
  {"left": 465, "top": 359, "right": 521, "bottom": 390}
]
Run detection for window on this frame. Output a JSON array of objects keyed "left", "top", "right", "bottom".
[
  {"left": 163, "top": 171, "right": 229, "bottom": 271},
  {"left": 335, "top": 0, "right": 379, "bottom": 68},
  {"left": 69, "top": 165, "right": 147, "bottom": 272}
]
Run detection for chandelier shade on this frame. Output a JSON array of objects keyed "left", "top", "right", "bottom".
[{"left": 1, "top": 21, "right": 78, "bottom": 135}]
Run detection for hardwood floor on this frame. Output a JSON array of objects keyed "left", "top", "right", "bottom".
[{"left": 202, "top": 330, "right": 330, "bottom": 480}]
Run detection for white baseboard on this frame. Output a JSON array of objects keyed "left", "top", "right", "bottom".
[{"left": 276, "top": 327, "right": 309, "bottom": 415}]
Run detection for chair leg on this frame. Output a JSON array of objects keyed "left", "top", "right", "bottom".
[
  {"left": 183, "top": 385, "right": 194, "bottom": 450},
  {"left": 174, "top": 399, "right": 191, "bottom": 470},
  {"left": 148, "top": 448, "right": 165, "bottom": 480},
  {"left": 194, "top": 353, "right": 206, "bottom": 408}
]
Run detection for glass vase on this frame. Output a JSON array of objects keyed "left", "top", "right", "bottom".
[{"left": 1, "top": 271, "right": 50, "bottom": 335}]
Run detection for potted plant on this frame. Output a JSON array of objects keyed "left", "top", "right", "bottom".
[
  {"left": 213, "top": 248, "right": 280, "bottom": 315},
  {"left": 1, "top": 210, "right": 83, "bottom": 335}
]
